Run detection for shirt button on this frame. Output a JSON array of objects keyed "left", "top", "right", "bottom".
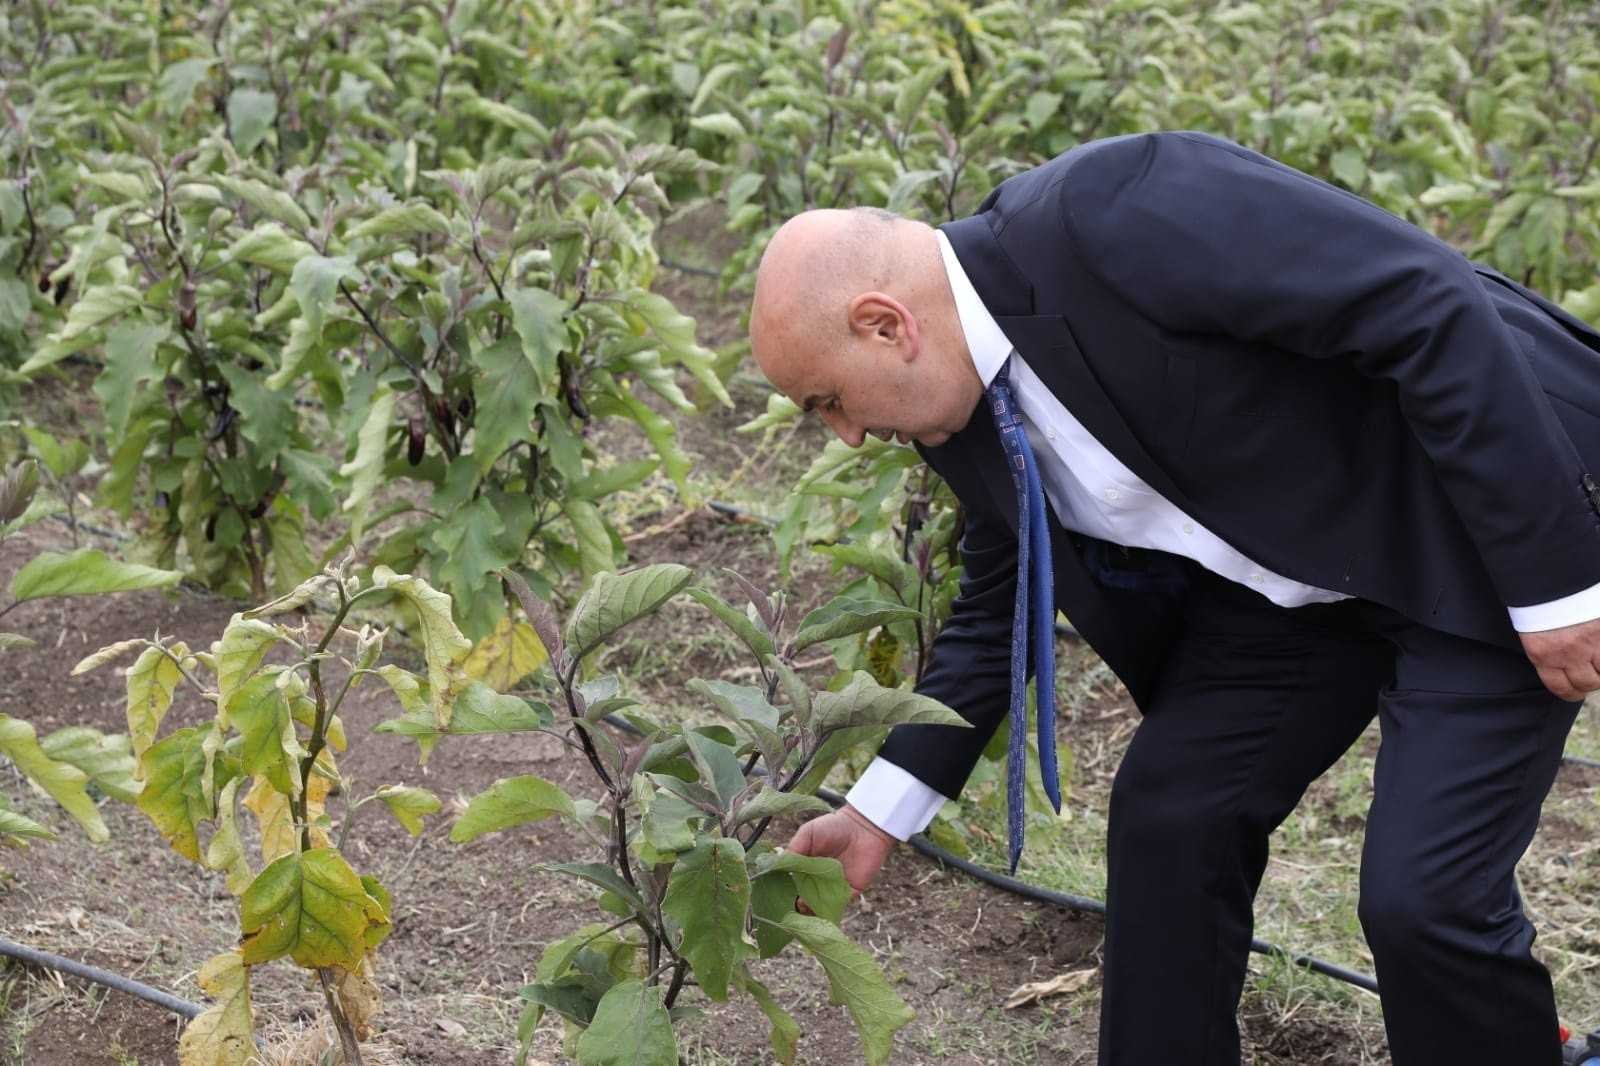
[
  {"left": 1046, "top": 431, "right": 1056, "bottom": 442},
  {"left": 1182, "top": 522, "right": 1195, "bottom": 534},
  {"left": 1103, "top": 487, "right": 1120, "bottom": 502},
  {"left": 1249, "top": 572, "right": 1265, "bottom": 584}
]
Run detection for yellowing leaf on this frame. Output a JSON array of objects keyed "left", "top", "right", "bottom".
[
  {"left": 205, "top": 777, "right": 255, "bottom": 896},
  {"left": 0, "top": 805, "right": 54, "bottom": 845},
  {"left": 810, "top": 671, "right": 969, "bottom": 733},
  {"left": 370, "top": 568, "right": 471, "bottom": 727},
  {"left": 374, "top": 785, "right": 440, "bottom": 837},
  {"left": 348, "top": 202, "right": 452, "bottom": 240},
  {"left": 332, "top": 959, "right": 383, "bottom": 1041},
  {"left": 178, "top": 952, "right": 253, "bottom": 1066},
  {"left": 370, "top": 666, "right": 439, "bottom": 763},
  {"left": 241, "top": 573, "right": 334, "bottom": 619},
  {"left": 136, "top": 726, "right": 212, "bottom": 860},
  {"left": 71, "top": 638, "right": 145, "bottom": 675},
  {"left": 244, "top": 770, "right": 330, "bottom": 863},
  {"left": 125, "top": 644, "right": 185, "bottom": 765},
  {"left": 212, "top": 617, "right": 281, "bottom": 718},
  {"left": 285, "top": 682, "right": 347, "bottom": 753},
  {"left": 39, "top": 726, "right": 141, "bottom": 804},
  {"left": 565, "top": 564, "right": 694, "bottom": 664},
  {"left": 223, "top": 223, "right": 316, "bottom": 275},
  {"left": 564, "top": 498, "right": 613, "bottom": 579},
  {"left": 227, "top": 673, "right": 303, "bottom": 798},
  {"left": 462, "top": 617, "right": 547, "bottom": 692},
  {"left": 733, "top": 966, "right": 799, "bottom": 1066},
  {"left": 210, "top": 175, "right": 311, "bottom": 231},
  {"left": 0, "top": 714, "right": 108, "bottom": 842},
  {"left": 239, "top": 848, "right": 389, "bottom": 970},
  {"left": 464, "top": 96, "right": 550, "bottom": 140},
  {"left": 51, "top": 284, "right": 143, "bottom": 343}
]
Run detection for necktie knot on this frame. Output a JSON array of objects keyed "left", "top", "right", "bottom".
[{"left": 989, "top": 373, "right": 1024, "bottom": 430}]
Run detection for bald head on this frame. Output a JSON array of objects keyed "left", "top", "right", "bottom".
[
  {"left": 750, "top": 208, "right": 907, "bottom": 360},
  {"left": 747, "top": 207, "right": 984, "bottom": 450}
]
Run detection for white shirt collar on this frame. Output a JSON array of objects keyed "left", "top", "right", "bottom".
[{"left": 935, "top": 228, "right": 1015, "bottom": 389}]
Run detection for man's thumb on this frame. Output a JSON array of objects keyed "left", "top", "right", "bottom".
[{"left": 789, "top": 819, "right": 815, "bottom": 856}]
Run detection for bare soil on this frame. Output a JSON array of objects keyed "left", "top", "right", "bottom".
[{"left": 0, "top": 517, "right": 1106, "bottom": 1066}]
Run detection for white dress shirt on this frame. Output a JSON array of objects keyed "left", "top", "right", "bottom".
[{"left": 844, "top": 230, "right": 1600, "bottom": 842}]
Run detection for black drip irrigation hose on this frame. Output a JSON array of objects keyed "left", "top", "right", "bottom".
[
  {"left": 811, "top": 785, "right": 1383, "bottom": 995},
  {"left": 45, "top": 511, "right": 128, "bottom": 542},
  {"left": 0, "top": 704, "right": 1578, "bottom": 1028},
  {"left": 0, "top": 936, "right": 202, "bottom": 1019}
]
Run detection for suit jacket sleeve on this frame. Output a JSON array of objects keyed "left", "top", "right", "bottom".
[
  {"left": 1058, "top": 130, "right": 1600, "bottom": 609},
  {"left": 873, "top": 479, "right": 1022, "bottom": 801}
]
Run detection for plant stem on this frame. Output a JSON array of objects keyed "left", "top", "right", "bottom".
[
  {"left": 740, "top": 753, "right": 820, "bottom": 850},
  {"left": 662, "top": 959, "right": 689, "bottom": 1009},
  {"left": 293, "top": 585, "right": 379, "bottom": 850},
  {"left": 610, "top": 789, "right": 639, "bottom": 893},
  {"left": 334, "top": 784, "right": 362, "bottom": 853},
  {"left": 318, "top": 967, "right": 365, "bottom": 1066},
  {"left": 559, "top": 667, "right": 618, "bottom": 794},
  {"left": 153, "top": 643, "right": 212, "bottom": 696}
]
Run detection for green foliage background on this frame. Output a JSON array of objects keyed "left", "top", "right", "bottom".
[{"left": 4, "top": 0, "right": 1599, "bottom": 630}]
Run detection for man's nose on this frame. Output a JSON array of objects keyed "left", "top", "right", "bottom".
[{"left": 820, "top": 409, "right": 865, "bottom": 447}]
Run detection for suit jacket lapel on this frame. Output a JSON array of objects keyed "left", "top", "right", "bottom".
[
  {"left": 994, "top": 313, "right": 1199, "bottom": 519},
  {"left": 939, "top": 214, "right": 1200, "bottom": 522}
]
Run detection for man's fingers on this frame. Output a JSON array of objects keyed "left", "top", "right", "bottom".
[
  {"left": 1563, "top": 659, "right": 1600, "bottom": 697},
  {"left": 1536, "top": 664, "right": 1582, "bottom": 702},
  {"left": 1521, "top": 622, "right": 1600, "bottom": 701}
]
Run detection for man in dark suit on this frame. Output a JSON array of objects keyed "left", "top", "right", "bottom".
[{"left": 750, "top": 131, "right": 1600, "bottom": 1065}]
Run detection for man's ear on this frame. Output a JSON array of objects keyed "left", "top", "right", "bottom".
[{"left": 847, "top": 292, "right": 919, "bottom": 357}]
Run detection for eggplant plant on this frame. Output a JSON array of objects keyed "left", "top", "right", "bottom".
[
  {"left": 376, "top": 563, "right": 968, "bottom": 1066},
  {"left": 72, "top": 556, "right": 487, "bottom": 1066},
  {"left": 1, "top": 0, "right": 730, "bottom": 627}
]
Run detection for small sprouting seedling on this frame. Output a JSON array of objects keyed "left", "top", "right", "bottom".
[{"left": 384, "top": 563, "right": 968, "bottom": 1066}]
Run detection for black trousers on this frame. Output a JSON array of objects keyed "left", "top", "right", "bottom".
[{"left": 1097, "top": 565, "right": 1581, "bottom": 1066}]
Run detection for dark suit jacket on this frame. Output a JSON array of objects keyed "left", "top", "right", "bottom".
[{"left": 878, "top": 130, "right": 1600, "bottom": 800}]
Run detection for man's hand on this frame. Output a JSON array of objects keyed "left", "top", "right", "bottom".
[
  {"left": 1520, "top": 617, "right": 1600, "bottom": 701},
  {"left": 784, "top": 804, "right": 898, "bottom": 915}
]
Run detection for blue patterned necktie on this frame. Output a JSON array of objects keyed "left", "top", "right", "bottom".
[{"left": 988, "top": 353, "right": 1061, "bottom": 875}]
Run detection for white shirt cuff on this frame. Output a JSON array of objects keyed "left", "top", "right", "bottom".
[
  {"left": 1508, "top": 579, "right": 1600, "bottom": 632},
  {"left": 843, "top": 757, "right": 951, "bottom": 842}
]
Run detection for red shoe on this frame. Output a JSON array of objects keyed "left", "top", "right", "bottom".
[{"left": 1564, "top": 1026, "right": 1600, "bottom": 1066}]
